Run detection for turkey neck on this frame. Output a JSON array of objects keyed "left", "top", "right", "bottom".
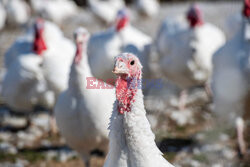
[
  {"left": 110, "top": 76, "right": 164, "bottom": 166},
  {"left": 69, "top": 42, "right": 92, "bottom": 94},
  {"left": 123, "top": 90, "right": 164, "bottom": 166}
]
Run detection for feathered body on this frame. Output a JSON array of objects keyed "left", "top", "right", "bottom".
[
  {"left": 3, "top": 19, "right": 74, "bottom": 111},
  {"left": 55, "top": 28, "right": 115, "bottom": 164},
  {"left": 212, "top": 0, "right": 250, "bottom": 155},
  {"left": 135, "top": 0, "right": 159, "bottom": 17},
  {"left": 2, "top": 54, "right": 54, "bottom": 112},
  {"left": 88, "top": 11, "right": 151, "bottom": 82},
  {"left": 157, "top": 6, "right": 225, "bottom": 89},
  {"left": 212, "top": 18, "right": 250, "bottom": 124},
  {"left": 88, "top": 0, "right": 124, "bottom": 24},
  {"left": 104, "top": 53, "right": 174, "bottom": 167},
  {"left": 31, "top": 0, "right": 77, "bottom": 24},
  {"left": 4, "top": 20, "right": 64, "bottom": 68},
  {"left": 5, "top": 0, "right": 30, "bottom": 26}
]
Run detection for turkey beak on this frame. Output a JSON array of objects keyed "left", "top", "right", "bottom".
[{"left": 112, "top": 61, "right": 129, "bottom": 75}]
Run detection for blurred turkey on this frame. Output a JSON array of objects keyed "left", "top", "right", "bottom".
[
  {"left": 2, "top": 20, "right": 55, "bottom": 112},
  {"left": 87, "top": 0, "right": 125, "bottom": 24},
  {"left": 212, "top": 0, "right": 250, "bottom": 157},
  {"left": 55, "top": 27, "right": 115, "bottom": 167},
  {"left": 5, "top": 19, "right": 75, "bottom": 97},
  {"left": 135, "top": 0, "right": 159, "bottom": 17},
  {"left": 88, "top": 9, "right": 152, "bottom": 82},
  {"left": 156, "top": 4, "right": 225, "bottom": 109},
  {"left": 30, "top": 0, "right": 78, "bottom": 24},
  {"left": 4, "top": 0, "right": 30, "bottom": 27},
  {"left": 104, "top": 53, "right": 174, "bottom": 167},
  {"left": 4, "top": 18, "right": 64, "bottom": 69}
]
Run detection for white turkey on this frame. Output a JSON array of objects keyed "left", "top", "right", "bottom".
[
  {"left": 212, "top": 0, "right": 250, "bottom": 157},
  {"left": 87, "top": 0, "right": 125, "bottom": 24},
  {"left": 0, "top": 1, "right": 6, "bottom": 30},
  {"left": 4, "top": 0, "right": 30, "bottom": 27},
  {"left": 54, "top": 27, "right": 115, "bottom": 166},
  {"left": 4, "top": 18, "right": 75, "bottom": 97},
  {"left": 104, "top": 53, "right": 174, "bottom": 167},
  {"left": 3, "top": 19, "right": 74, "bottom": 134},
  {"left": 88, "top": 9, "right": 152, "bottom": 82},
  {"left": 135, "top": 0, "right": 159, "bottom": 17},
  {"left": 4, "top": 18, "right": 64, "bottom": 69},
  {"left": 2, "top": 55, "right": 54, "bottom": 112},
  {"left": 30, "top": 0, "right": 78, "bottom": 24},
  {"left": 156, "top": 4, "right": 225, "bottom": 109},
  {"left": 1, "top": 19, "right": 55, "bottom": 112}
]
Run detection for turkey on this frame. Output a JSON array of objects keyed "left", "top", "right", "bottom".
[
  {"left": 156, "top": 4, "right": 225, "bottom": 109},
  {"left": 88, "top": 9, "right": 152, "bottom": 82},
  {"left": 4, "top": 0, "right": 30, "bottom": 27},
  {"left": 1, "top": 19, "right": 55, "bottom": 112},
  {"left": 41, "top": 30, "right": 75, "bottom": 98},
  {"left": 5, "top": 18, "right": 75, "bottom": 97},
  {"left": 4, "top": 18, "right": 64, "bottom": 69},
  {"left": 87, "top": 0, "right": 125, "bottom": 24},
  {"left": 30, "top": 0, "right": 78, "bottom": 24},
  {"left": 0, "top": 1, "right": 6, "bottom": 30},
  {"left": 212, "top": 0, "right": 250, "bottom": 157},
  {"left": 135, "top": 0, "right": 159, "bottom": 17},
  {"left": 54, "top": 27, "right": 115, "bottom": 166},
  {"left": 104, "top": 53, "right": 174, "bottom": 167}
]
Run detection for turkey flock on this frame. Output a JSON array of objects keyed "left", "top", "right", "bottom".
[{"left": 0, "top": 0, "right": 249, "bottom": 166}]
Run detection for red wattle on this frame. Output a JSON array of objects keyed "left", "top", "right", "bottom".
[
  {"left": 187, "top": 16, "right": 204, "bottom": 28},
  {"left": 243, "top": 0, "right": 250, "bottom": 17},
  {"left": 75, "top": 42, "right": 83, "bottom": 64},
  {"left": 115, "top": 76, "right": 138, "bottom": 114},
  {"left": 116, "top": 17, "right": 128, "bottom": 32},
  {"left": 187, "top": 5, "right": 204, "bottom": 28},
  {"left": 33, "top": 30, "right": 47, "bottom": 55}
]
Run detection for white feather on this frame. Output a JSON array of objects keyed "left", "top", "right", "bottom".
[
  {"left": 5, "top": 0, "right": 30, "bottom": 26},
  {"left": 88, "top": 0, "right": 124, "bottom": 24},
  {"left": 31, "top": 0, "right": 78, "bottom": 24},
  {"left": 157, "top": 17, "right": 225, "bottom": 89},
  {"left": 55, "top": 29, "right": 115, "bottom": 162},
  {"left": 212, "top": 18, "right": 250, "bottom": 125},
  {"left": 88, "top": 25, "right": 152, "bottom": 82}
]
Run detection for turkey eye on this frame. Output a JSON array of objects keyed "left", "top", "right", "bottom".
[{"left": 130, "top": 60, "right": 135, "bottom": 65}]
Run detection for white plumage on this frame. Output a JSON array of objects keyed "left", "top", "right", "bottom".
[
  {"left": 88, "top": 9, "right": 152, "bottom": 82},
  {"left": 156, "top": 5, "right": 225, "bottom": 89},
  {"left": 212, "top": 17, "right": 250, "bottom": 125},
  {"left": 211, "top": 2, "right": 250, "bottom": 154},
  {"left": 54, "top": 27, "right": 115, "bottom": 165},
  {"left": 31, "top": 0, "right": 78, "bottom": 24},
  {"left": 5, "top": 0, "right": 30, "bottom": 27},
  {"left": 135, "top": 0, "right": 159, "bottom": 17},
  {"left": 4, "top": 19, "right": 64, "bottom": 69},
  {"left": 104, "top": 53, "right": 174, "bottom": 167},
  {"left": 3, "top": 19, "right": 75, "bottom": 111},
  {"left": 41, "top": 32, "right": 75, "bottom": 97},
  {"left": 2, "top": 54, "right": 54, "bottom": 112},
  {"left": 88, "top": 0, "right": 125, "bottom": 24}
]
